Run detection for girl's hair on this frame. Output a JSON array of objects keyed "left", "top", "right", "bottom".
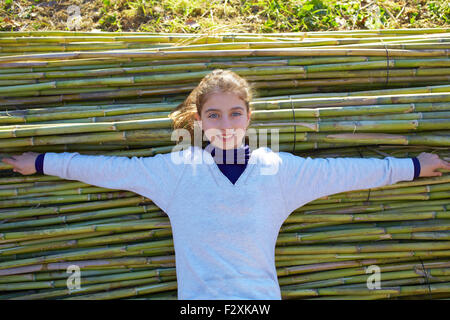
[{"left": 169, "top": 69, "right": 253, "bottom": 145}]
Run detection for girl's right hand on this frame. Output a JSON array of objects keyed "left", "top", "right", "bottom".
[{"left": 1, "top": 152, "right": 40, "bottom": 175}]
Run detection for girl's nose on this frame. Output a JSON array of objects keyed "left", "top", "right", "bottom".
[{"left": 218, "top": 117, "right": 232, "bottom": 130}]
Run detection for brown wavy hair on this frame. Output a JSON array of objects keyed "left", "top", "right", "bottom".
[{"left": 169, "top": 69, "right": 253, "bottom": 146}]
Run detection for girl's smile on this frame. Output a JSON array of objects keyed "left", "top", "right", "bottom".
[{"left": 194, "top": 91, "right": 251, "bottom": 150}]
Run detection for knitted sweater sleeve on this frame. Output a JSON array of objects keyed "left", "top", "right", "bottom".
[
  {"left": 43, "top": 152, "right": 184, "bottom": 213},
  {"left": 278, "top": 152, "right": 415, "bottom": 214}
]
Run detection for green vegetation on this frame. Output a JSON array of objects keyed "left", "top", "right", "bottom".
[{"left": 0, "top": 0, "right": 448, "bottom": 32}]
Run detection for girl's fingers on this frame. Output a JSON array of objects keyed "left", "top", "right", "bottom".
[
  {"left": 430, "top": 170, "right": 443, "bottom": 177},
  {"left": 442, "top": 161, "right": 450, "bottom": 169},
  {"left": 442, "top": 158, "right": 450, "bottom": 165},
  {"left": 1, "top": 157, "right": 13, "bottom": 164}
]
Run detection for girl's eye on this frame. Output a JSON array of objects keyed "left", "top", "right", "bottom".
[
  {"left": 208, "top": 113, "right": 219, "bottom": 119},
  {"left": 232, "top": 112, "right": 242, "bottom": 117}
]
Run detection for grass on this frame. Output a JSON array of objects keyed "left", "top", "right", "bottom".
[{"left": 0, "top": 0, "right": 449, "bottom": 33}]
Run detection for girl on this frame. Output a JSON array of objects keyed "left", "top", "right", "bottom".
[{"left": 3, "top": 69, "right": 450, "bottom": 300}]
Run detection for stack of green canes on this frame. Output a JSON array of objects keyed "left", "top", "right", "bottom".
[{"left": 0, "top": 29, "right": 449, "bottom": 300}]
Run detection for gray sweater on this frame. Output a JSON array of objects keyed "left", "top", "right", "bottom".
[{"left": 43, "top": 146, "right": 415, "bottom": 299}]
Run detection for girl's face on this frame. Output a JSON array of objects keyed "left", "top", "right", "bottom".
[{"left": 195, "top": 91, "right": 251, "bottom": 150}]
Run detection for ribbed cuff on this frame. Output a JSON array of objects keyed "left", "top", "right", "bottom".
[
  {"left": 35, "top": 153, "right": 45, "bottom": 174},
  {"left": 412, "top": 157, "right": 421, "bottom": 179}
]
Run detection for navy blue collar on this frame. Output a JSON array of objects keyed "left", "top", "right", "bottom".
[{"left": 204, "top": 141, "right": 251, "bottom": 165}]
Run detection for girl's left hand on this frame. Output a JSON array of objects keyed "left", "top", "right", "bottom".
[
  {"left": 417, "top": 152, "right": 450, "bottom": 177},
  {"left": 1, "top": 152, "right": 40, "bottom": 175}
]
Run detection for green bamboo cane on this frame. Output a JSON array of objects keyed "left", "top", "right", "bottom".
[
  {"left": 0, "top": 191, "right": 137, "bottom": 210},
  {"left": 0, "top": 256, "right": 175, "bottom": 276},
  {"left": 62, "top": 280, "right": 178, "bottom": 300},
  {"left": 280, "top": 269, "right": 450, "bottom": 290},
  {"left": 0, "top": 267, "right": 139, "bottom": 284},
  {"left": 0, "top": 218, "right": 170, "bottom": 243},
  {"left": 277, "top": 260, "right": 450, "bottom": 284},
  {"left": 0, "top": 229, "right": 172, "bottom": 257},
  {"left": 0, "top": 238, "right": 174, "bottom": 270},
  {"left": 0, "top": 205, "right": 163, "bottom": 231},
  {"left": 11, "top": 278, "right": 177, "bottom": 300}
]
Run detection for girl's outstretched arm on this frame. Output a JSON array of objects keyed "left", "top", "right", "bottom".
[
  {"left": 278, "top": 151, "right": 450, "bottom": 214},
  {"left": 1, "top": 151, "right": 185, "bottom": 213}
]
